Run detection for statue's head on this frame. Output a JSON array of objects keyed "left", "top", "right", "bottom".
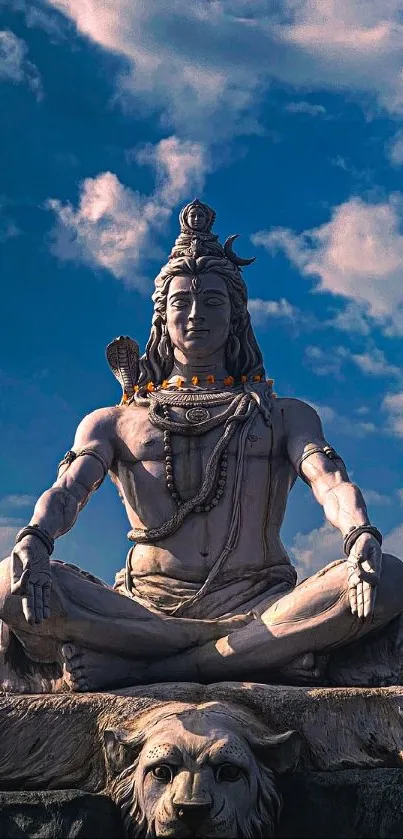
[
  {"left": 104, "top": 700, "right": 301, "bottom": 838},
  {"left": 138, "top": 200, "right": 265, "bottom": 385}
]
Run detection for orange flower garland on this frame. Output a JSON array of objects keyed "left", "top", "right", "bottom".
[{"left": 134, "top": 373, "right": 274, "bottom": 393}]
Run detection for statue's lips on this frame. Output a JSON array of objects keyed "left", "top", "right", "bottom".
[{"left": 186, "top": 329, "right": 209, "bottom": 337}]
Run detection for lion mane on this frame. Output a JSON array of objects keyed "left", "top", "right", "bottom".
[{"left": 105, "top": 700, "right": 299, "bottom": 839}]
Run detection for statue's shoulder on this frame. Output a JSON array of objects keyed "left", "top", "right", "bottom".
[
  {"left": 76, "top": 405, "right": 122, "bottom": 437},
  {"left": 273, "top": 396, "right": 318, "bottom": 414},
  {"left": 272, "top": 397, "right": 322, "bottom": 431}
]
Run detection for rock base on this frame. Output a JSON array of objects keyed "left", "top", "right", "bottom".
[
  {"left": 1, "top": 684, "right": 403, "bottom": 838},
  {"left": 278, "top": 769, "right": 403, "bottom": 838},
  {"left": 2, "top": 771, "right": 403, "bottom": 838},
  {"left": 0, "top": 791, "right": 125, "bottom": 838}
]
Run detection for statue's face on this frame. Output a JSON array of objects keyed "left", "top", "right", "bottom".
[
  {"left": 166, "top": 273, "right": 231, "bottom": 361},
  {"left": 187, "top": 206, "right": 207, "bottom": 230},
  {"left": 135, "top": 712, "right": 263, "bottom": 837}
]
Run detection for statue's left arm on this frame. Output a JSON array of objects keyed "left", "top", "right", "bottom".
[{"left": 282, "top": 398, "right": 382, "bottom": 621}]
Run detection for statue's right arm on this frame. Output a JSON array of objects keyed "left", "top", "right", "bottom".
[
  {"left": 10, "top": 407, "right": 116, "bottom": 625},
  {"left": 29, "top": 407, "right": 115, "bottom": 538}
]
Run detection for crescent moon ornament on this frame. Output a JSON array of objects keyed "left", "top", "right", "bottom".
[{"left": 224, "top": 234, "right": 256, "bottom": 266}]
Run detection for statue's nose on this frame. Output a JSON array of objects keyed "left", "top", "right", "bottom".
[{"left": 174, "top": 801, "right": 213, "bottom": 828}]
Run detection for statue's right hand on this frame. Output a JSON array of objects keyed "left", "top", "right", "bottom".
[{"left": 11, "top": 536, "right": 52, "bottom": 625}]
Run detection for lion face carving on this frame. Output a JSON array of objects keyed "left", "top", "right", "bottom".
[{"left": 103, "top": 701, "right": 300, "bottom": 838}]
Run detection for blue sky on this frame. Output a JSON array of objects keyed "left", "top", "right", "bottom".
[{"left": 1, "top": 0, "right": 402, "bottom": 583}]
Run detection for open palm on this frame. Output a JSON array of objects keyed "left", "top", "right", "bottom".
[
  {"left": 347, "top": 533, "right": 382, "bottom": 621},
  {"left": 11, "top": 537, "right": 52, "bottom": 625}
]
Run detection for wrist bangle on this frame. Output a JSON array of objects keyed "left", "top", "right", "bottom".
[
  {"left": 15, "top": 525, "right": 54, "bottom": 556},
  {"left": 343, "top": 525, "right": 382, "bottom": 557}
]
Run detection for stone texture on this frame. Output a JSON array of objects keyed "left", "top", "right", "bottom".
[
  {"left": 0, "top": 683, "right": 402, "bottom": 791},
  {"left": 2, "top": 770, "right": 403, "bottom": 838},
  {"left": 278, "top": 769, "right": 403, "bottom": 838},
  {"left": 0, "top": 791, "right": 124, "bottom": 838},
  {"left": 1, "top": 685, "right": 403, "bottom": 838}
]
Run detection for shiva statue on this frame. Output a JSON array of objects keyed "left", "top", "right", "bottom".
[{"left": 1, "top": 198, "right": 403, "bottom": 692}]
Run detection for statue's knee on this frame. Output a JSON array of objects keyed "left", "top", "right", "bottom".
[
  {"left": 0, "top": 556, "right": 12, "bottom": 617},
  {"left": 381, "top": 553, "right": 403, "bottom": 586}
]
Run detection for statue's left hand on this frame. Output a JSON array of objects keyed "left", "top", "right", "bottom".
[{"left": 347, "top": 533, "right": 382, "bottom": 621}]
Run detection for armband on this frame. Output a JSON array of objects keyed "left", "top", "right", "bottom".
[
  {"left": 57, "top": 450, "right": 77, "bottom": 476},
  {"left": 298, "top": 444, "right": 345, "bottom": 481},
  {"left": 75, "top": 449, "right": 109, "bottom": 478},
  {"left": 343, "top": 525, "right": 382, "bottom": 557},
  {"left": 15, "top": 524, "right": 54, "bottom": 555}
]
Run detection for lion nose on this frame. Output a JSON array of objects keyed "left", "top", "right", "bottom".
[{"left": 174, "top": 801, "right": 213, "bottom": 828}]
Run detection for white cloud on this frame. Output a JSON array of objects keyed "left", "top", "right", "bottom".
[
  {"left": 248, "top": 297, "right": 302, "bottom": 325},
  {"left": 350, "top": 348, "right": 401, "bottom": 379},
  {"left": 304, "top": 345, "right": 348, "bottom": 379},
  {"left": 382, "top": 392, "right": 403, "bottom": 437},
  {"left": 383, "top": 523, "right": 403, "bottom": 557},
  {"left": 361, "top": 489, "right": 392, "bottom": 507},
  {"left": 330, "top": 157, "right": 372, "bottom": 183},
  {"left": 386, "top": 129, "right": 403, "bottom": 167},
  {"left": 325, "top": 302, "right": 371, "bottom": 336},
  {"left": 397, "top": 489, "right": 403, "bottom": 505},
  {"left": 0, "top": 200, "right": 19, "bottom": 243},
  {"left": 289, "top": 517, "right": 403, "bottom": 580},
  {"left": 0, "top": 495, "right": 36, "bottom": 510},
  {"left": 253, "top": 195, "right": 403, "bottom": 336},
  {"left": 0, "top": 30, "right": 42, "bottom": 98},
  {"left": 288, "top": 521, "right": 343, "bottom": 578},
  {"left": 135, "top": 137, "right": 209, "bottom": 206},
  {"left": 40, "top": 0, "right": 403, "bottom": 142},
  {"left": 0, "top": 525, "right": 19, "bottom": 558},
  {"left": 305, "top": 344, "right": 401, "bottom": 383},
  {"left": 47, "top": 136, "right": 210, "bottom": 286},
  {"left": 307, "top": 400, "right": 377, "bottom": 437},
  {"left": 285, "top": 100, "right": 326, "bottom": 116}
]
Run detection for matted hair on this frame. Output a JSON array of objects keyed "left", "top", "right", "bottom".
[{"left": 138, "top": 255, "right": 265, "bottom": 385}]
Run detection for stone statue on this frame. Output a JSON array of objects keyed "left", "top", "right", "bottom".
[
  {"left": 104, "top": 701, "right": 299, "bottom": 839},
  {"left": 1, "top": 198, "right": 403, "bottom": 693}
]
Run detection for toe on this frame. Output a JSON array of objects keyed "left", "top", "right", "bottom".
[
  {"left": 61, "top": 643, "right": 77, "bottom": 661},
  {"left": 300, "top": 652, "right": 315, "bottom": 670},
  {"left": 74, "top": 676, "right": 90, "bottom": 692}
]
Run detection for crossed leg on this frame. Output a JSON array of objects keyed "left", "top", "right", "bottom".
[
  {"left": 2, "top": 554, "right": 402, "bottom": 691},
  {"left": 145, "top": 553, "right": 403, "bottom": 684},
  {"left": 0, "top": 557, "right": 251, "bottom": 691}
]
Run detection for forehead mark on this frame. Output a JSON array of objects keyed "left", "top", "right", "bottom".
[
  {"left": 143, "top": 743, "right": 182, "bottom": 762},
  {"left": 168, "top": 289, "right": 229, "bottom": 300},
  {"left": 204, "top": 737, "right": 251, "bottom": 763}
]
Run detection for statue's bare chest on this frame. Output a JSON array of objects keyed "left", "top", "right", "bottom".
[{"left": 115, "top": 403, "right": 274, "bottom": 466}]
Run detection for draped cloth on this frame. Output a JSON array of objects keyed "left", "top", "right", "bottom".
[{"left": 114, "top": 557, "right": 297, "bottom": 620}]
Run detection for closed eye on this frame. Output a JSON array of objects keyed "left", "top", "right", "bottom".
[{"left": 205, "top": 297, "right": 226, "bottom": 306}]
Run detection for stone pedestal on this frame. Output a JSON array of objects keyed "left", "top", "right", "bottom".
[{"left": 1, "top": 683, "right": 403, "bottom": 837}]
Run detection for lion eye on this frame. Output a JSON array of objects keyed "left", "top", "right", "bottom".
[
  {"left": 215, "top": 763, "right": 242, "bottom": 782},
  {"left": 151, "top": 764, "right": 173, "bottom": 783}
]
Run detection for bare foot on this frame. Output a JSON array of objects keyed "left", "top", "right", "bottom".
[{"left": 61, "top": 644, "right": 146, "bottom": 692}]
